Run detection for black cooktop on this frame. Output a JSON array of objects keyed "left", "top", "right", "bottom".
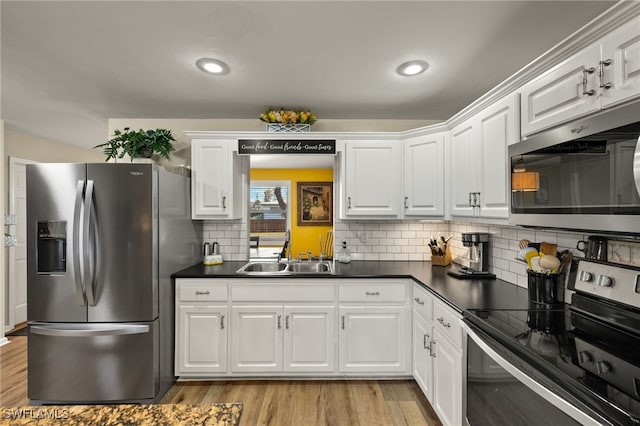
[{"left": 464, "top": 303, "right": 640, "bottom": 425}]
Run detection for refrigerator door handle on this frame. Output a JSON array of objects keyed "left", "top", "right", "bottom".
[
  {"left": 73, "top": 180, "right": 87, "bottom": 306},
  {"left": 30, "top": 324, "right": 150, "bottom": 337},
  {"left": 83, "top": 180, "right": 97, "bottom": 306}
]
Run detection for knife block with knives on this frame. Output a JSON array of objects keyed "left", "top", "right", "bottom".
[{"left": 429, "top": 235, "right": 452, "bottom": 266}]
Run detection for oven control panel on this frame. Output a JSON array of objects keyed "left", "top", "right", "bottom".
[{"left": 571, "top": 259, "right": 640, "bottom": 309}]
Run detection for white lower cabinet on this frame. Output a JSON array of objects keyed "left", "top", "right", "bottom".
[
  {"left": 339, "top": 306, "right": 408, "bottom": 373},
  {"left": 175, "top": 279, "right": 229, "bottom": 376},
  {"left": 432, "top": 328, "right": 463, "bottom": 426},
  {"left": 230, "top": 305, "right": 282, "bottom": 373},
  {"left": 412, "top": 311, "right": 434, "bottom": 401},
  {"left": 230, "top": 304, "right": 335, "bottom": 374},
  {"left": 176, "top": 304, "right": 228, "bottom": 375},
  {"left": 174, "top": 279, "right": 413, "bottom": 379},
  {"left": 412, "top": 284, "right": 464, "bottom": 426},
  {"left": 284, "top": 306, "right": 335, "bottom": 373},
  {"left": 338, "top": 280, "right": 411, "bottom": 374}
]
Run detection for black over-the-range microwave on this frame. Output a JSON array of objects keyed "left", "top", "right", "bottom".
[{"left": 508, "top": 100, "right": 640, "bottom": 235}]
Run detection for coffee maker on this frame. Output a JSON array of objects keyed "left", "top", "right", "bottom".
[{"left": 447, "top": 232, "right": 496, "bottom": 279}]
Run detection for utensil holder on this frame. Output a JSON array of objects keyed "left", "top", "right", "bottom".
[
  {"left": 431, "top": 246, "right": 452, "bottom": 266},
  {"left": 527, "top": 270, "right": 565, "bottom": 305}
]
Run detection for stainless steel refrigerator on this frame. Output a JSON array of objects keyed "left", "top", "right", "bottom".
[{"left": 26, "top": 163, "right": 201, "bottom": 404}]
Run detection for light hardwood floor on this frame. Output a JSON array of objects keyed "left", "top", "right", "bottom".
[{"left": 1, "top": 335, "right": 441, "bottom": 425}]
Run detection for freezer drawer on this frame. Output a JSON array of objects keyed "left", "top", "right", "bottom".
[{"left": 28, "top": 321, "right": 158, "bottom": 403}]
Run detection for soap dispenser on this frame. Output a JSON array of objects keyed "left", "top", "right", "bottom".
[{"left": 338, "top": 241, "right": 351, "bottom": 263}]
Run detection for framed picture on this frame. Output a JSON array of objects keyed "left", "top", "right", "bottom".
[{"left": 297, "top": 181, "right": 333, "bottom": 226}]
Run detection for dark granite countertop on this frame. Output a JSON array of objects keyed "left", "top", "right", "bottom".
[{"left": 173, "top": 261, "right": 531, "bottom": 313}]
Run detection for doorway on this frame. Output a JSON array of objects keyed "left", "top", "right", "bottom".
[{"left": 7, "top": 156, "right": 38, "bottom": 331}]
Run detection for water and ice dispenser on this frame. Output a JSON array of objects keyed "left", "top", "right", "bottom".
[{"left": 37, "top": 221, "right": 67, "bottom": 274}]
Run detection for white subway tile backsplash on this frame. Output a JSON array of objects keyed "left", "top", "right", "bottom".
[{"left": 534, "top": 231, "right": 558, "bottom": 244}]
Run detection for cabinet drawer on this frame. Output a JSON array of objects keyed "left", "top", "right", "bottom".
[
  {"left": 231, "top": 281, "right": 335, "bottom": 302},
  {"left": 339, "top": 281, "right": 407, "bottom": 303},
  {"left": 177, "top": 279, "right": 228, "bottom": 302},
  {"left": 433, "top": 299, "right": 462, "bottom": 347},
  {"left": 412, "top": 285, "right": 433, "bottom": 320}
]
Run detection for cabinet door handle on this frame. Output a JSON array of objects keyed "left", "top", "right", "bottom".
[
  {"left": 341, "top": 315, "right": 345, "bottom": 330},
  {"left": 423, "top": 334, "right": 430, "bottom": 349},
  {"left": 285, "top": 315, "right": 290, "bottom": 330},
  {"left": 195, "top": 290, "right": 210, "bottom": 295},
  {"left": 365, "top": 291, "right": 380, "bottom": 296},
  {"left": 430, "top": 340, "right": 436, "bottom": 357},
  {"left": 222, "top": 196, "right": 227, "bottom": 209},
  {"left": 468, "top": 192, "right": 472, "bottom": 207},
  {"left": 475, "top": 192, "right": 481, "bottom": 207},
  {"left": 437, "top": 317, "right": 451, "bottom": 328},
  {"left": 404, "top": 196, "right": 408, "bottom": 209},
  {"left": 582, "top": 67, "right": 596, "bottom": 96},
  {"left": 347, "top": 196, "right": 352, "bottom": 209},
  {"left": 599, "top": 59, "right": 613, "bottom": 89},
  {"left": 220, "top": 315, "right": 225, "bottom": 330},
  {"left": 414, "top": 297, "right": 424, "bottom": 306},
  {"left": 277, "top": 315, "right": 282, "bottom": 329}
]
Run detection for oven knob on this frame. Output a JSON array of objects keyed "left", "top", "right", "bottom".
[
  {"left": 578, "top": 351, "right": 593, "bottom": 364},
  {"left": 579, "top": 271, "right": 594, "bottom": 282},
  {"left": 597, "top": 275, "right": 613, "bottom": 287},
  {"left": 596, "top": 360, "right": 612, "bottom": 375}
]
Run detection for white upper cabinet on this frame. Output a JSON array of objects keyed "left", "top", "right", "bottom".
[
  {"left": 191, "top": 139, "right": 247, "bottom": 219},
  {"left": 403, "top": 132, "right": 445, "bottom": 217},
  {"left": 450, "top": 94, "right": 518, "bottom": 219},
  {"left": 600, "top": 17, "right": 640, "bottom": 108},
  {"left": 450, "top": 121, "right": 476, "bottom": 218},
  {"left": 340, "top": 139, "right": 402, "bottom": 218},
  {"left": 521, "top": 16, "right": 640, "bottom": 137},
  {"left": 477, "top": 95, "right": 519, "bottom": 219}
]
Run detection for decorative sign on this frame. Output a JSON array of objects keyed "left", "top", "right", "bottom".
[
  {"left": 607, "top": 240, "right": 640, "bottom": 267},
  {"left": 238, "top": 139, "right": 336, "bottom": 155}
]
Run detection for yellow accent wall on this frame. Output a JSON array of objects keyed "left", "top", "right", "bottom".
[{"left": 250, "top": 168, "right": 333, "bottom": 258}]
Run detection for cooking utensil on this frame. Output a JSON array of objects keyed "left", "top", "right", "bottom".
[
  {"left": 539, "top": 254, "right": 560, "bottom": 273},
  {"left": 519, "top": 239, "right": 530, "bottom": 249},
  {"left": 540, "top": 242, "right": 557, "bottom": 257}
]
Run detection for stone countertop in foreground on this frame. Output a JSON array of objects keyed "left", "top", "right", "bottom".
[
  {"left": 173, "top": 260, "right": 531, "bottom": 313},
  {"left": 0, "top": 403, "right": 242, "bottom": 426}
]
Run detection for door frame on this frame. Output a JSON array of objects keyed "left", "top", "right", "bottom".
[{"left": 7, "top": 156, "right": 38, "bottom": 331}]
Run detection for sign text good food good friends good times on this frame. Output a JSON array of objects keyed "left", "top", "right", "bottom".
[{"left": 238, "top": 139, "right": 336, "bottom": 155}]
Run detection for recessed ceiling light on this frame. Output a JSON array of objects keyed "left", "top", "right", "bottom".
[
  {"left": 196, "top": 58, "right": 230, "bottom": 75},
  {"left": 396, "top": 60, "right": 429, "bottom": 76}
]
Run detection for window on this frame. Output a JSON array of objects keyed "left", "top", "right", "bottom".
[{"left": 249, "top": 181, "right": 290, "bottom": 258}]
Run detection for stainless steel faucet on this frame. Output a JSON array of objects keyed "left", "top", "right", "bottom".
[{"left": 277, "top": 230, "right": 291, "bottom": 263}]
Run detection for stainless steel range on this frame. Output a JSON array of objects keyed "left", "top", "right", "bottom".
[{"left": 463, "top": 259, "right": 640, "bottom": 425}]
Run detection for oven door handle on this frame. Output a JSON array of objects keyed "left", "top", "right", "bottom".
[
  {"left": 462, "top": 321, "right": 605, "bottom": 426},
  {"left": 633, "top": 135, "right": 640, "bottom": 199}
]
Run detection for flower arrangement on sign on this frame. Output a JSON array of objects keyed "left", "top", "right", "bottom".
[{"left": 259, "top": 108, "right": 317, "bottom": 125}]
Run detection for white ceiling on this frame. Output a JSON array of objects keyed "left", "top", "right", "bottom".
[{"left": 1, "top": 1, "right": 616, "bottom": 150}]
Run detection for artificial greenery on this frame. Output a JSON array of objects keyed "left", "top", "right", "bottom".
[{"left": 94, "top": 127, "right": 176, "bottom": 162}]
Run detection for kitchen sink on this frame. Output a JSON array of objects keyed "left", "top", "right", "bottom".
[
  {"left": 236, "top": 260, "right": 333, "bottom": 275},
  {"left": 288, "top": 261, "right": 333, "bottom": 273},
  {"left": 236, "top": 262, "right": 289, "bottom": 274}
]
